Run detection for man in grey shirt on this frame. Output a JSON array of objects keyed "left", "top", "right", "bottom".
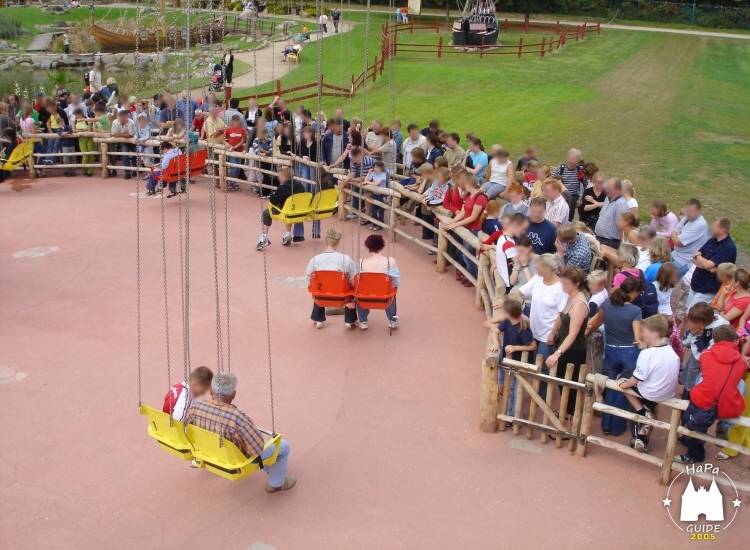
[
  {"left": 221, "top": 97, "right": 247, "bottom": 129},
  {"left": 671, "top": 198, "right": 709, "bottom": 279},
  {"left": 594, "top": 177, "right": 630, "bottom": 249}
]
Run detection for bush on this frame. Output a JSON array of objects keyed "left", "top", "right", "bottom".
[{"left": 0, "top": 19, "right": 22, "bottom": 40}]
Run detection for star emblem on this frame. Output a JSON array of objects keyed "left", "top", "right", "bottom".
[
  {"left": 733, "top": 499, "right": 742, "bottom": 508},
  {"left": 663, "top": 498, "right": 672, "bottom": 507}
]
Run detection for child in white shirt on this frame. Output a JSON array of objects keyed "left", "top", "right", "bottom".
[
  {"left": 618, "top": 315, "right": 680, "bottom": 453},
  {"left": 585, "top": 270, "right": 608, "bottom": 375}
]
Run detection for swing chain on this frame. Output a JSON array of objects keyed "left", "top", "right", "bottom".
[
  {"left": 160, "top": 170, "right": 172, "bottom": 390},
  {"left": 209, "top": 156, "right": 225, "bottom": 373},
  {"left": 135, "top": 0, "right": 142, "bottom": 407}
]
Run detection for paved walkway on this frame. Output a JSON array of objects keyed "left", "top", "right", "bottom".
[{"left": 229, "top": 19, "right": 354, "bottom": 92}]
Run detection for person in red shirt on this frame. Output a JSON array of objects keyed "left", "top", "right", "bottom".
[
  {"left": 444, "top": 171, "right": 488, "bottom": 286},
  {"left": 676, "top": 326, "right": 747, "bottom": 464},
  {"left": 440, "top": 167, "right": 465, "bottom": 281},
  {"left": 224, "top": 114, "right": 247, "bottom": 191},
  {"left": 162, "top": 366, "right": 214, "bottom": 422}
]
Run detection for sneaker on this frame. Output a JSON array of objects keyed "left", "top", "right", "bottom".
[
  {"left": 146, "top": 191, "right": 156, "bottom": 196},
  {"left": 633, "top": 438, "right": 648, "bottom": 453},
  {"left": 674, "top": 454, "right": 696, "bottom": 464},
  {"left": 313, "top": 321, "right": 323, "bottom": 329},
  {"left": 256, "top": 236, "right": 270, "bottom": 251},
  {"left": 292, "top": 236, "right": 305, "bottom": 243},
  {"left": 642, "top": 409, "right": 654, "bottom": 437},
  {"left": 43, "top": 159, "right": 54, "bottom": 166},
  {"left": 427, "top": 250, "right": 436, "bottom": 255},
  {"left": 265, "top": 475, "right": 297, "bottom": 494},
  {"left": 346, "top": 212, "right": 358, "bottom": 220},
  {"left": 282, "top": 235, "right": 292, "bottom": 246},
  {"left": 167, "top": 192, "right": 178, "bottom": 198},
  {"left": 388, "top": 317, "right": 398, "bottom": 330},
  {"left": 190, "top": 458, "right": 202, "bottom": 468},
  {"left": 110, "top": 169, "right": 117, "bottom": 177},
  {"left": 360, "top": 321, "right": 369, "bottom": 330},
  {"left": 312, "top": 233, "right": 321, "bottom": 240},
  {"left": 456, "top": 271, "right": 463, "bottom": 281},
  {"left": 345, "top": 322, "right": 358, "bottom": 330},
  {"left": 371, "top": 225, "right": 382, "bottom": 231},
  {"left": 124, "top": 173, "right": 131, "bottom": 180}
]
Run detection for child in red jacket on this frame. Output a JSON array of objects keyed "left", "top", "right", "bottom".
[
  {"left": 442, "top": 167, "right": 464, "bottom": 280},
  {"left": 676, "top": 325, "right": 747, "bottom": 464}
]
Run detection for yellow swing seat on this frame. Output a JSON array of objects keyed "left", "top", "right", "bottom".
[
  {"left": 268, "top": 192, "right": 313, "bottom": 224},
  {"left": 140, "top": 404, "right": 194, "bottom": 460},
  {"left": 306, "top": 188, "right": 339, "bottom": 221},
  {"left": 186, "top": 424, "right": 282, "bottom": 482}
]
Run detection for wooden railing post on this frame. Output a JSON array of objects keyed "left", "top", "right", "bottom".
[
  {"left": 480, "top": 347, "right": 501, "bottom": 433},
  {"left": 524, "top": 15, "right": 529, "bottom": 34},
  {"left": 556, "top": 20, "right": 559, "bottom": 33},
  {"left": 100, "top": 142, "right": 109, "bottom": 179},
  {"left": 337, "top": 180, "right": 346, "bottom": 221},
  {"left": 388, "top": 196, "right": 399, "bottom": 243},
  {"left": 504, "top": 18, "right": 508, "bottom": 33},
  {"left": 661, "top": 408, "right": 683, "bottom": 485},
  {"left": 276, "top": 79, "right": 282, "bottom": 97},
  {"left": 435, "top": 17, "right": 440, "bottom": 34},
  {"left": 437, "top": 36, "right": 443, "bottom": 59},
  {"left": 517, "top": 37, "right": 523, "bottom": 59},
  {"left": 373, "top": 56, "right": 378, "bottom": 82},
  {"left": 218, "top": 152, "right": 226, "bottom": 191},
  {"left": 576, "top": 380, "right": 595, "bottom": 457},
  {"left": 436, "top": 222, "right": 448, "bottom": 273},
  {"left": 549, "top": 36, "right": 553, "bottom": 53},
  {"left": 540, "top": 37, "right": 545, "bottom": 57}
]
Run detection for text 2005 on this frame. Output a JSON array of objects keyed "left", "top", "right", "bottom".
[{"left": 690, "top": 534, "right": 716, "bottom": 540}]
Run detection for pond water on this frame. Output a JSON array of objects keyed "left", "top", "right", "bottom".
[{"left": 0, "top": 70, "right": 51, "bottom": 98}]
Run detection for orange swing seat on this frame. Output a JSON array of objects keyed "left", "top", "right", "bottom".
[
  {"left": 353, "top": 273, "right": 397, "bottom": 310},
  {"left": 151, "top": 149, "right": 209, "bottom": 184},
  {"left": 308, "top": 270, "right": 353, "bottom": 308}
]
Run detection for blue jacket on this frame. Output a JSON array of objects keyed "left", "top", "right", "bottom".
[{"left": 321, "top": 130, "right": 348, "bottom": 166}]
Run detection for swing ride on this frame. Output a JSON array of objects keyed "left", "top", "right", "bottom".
[
  {"left": 137, "top": 0, "right": 400, "bottom": 480},
  {"left": 451, "top": 0, "right": 499, "bottom": 47}
]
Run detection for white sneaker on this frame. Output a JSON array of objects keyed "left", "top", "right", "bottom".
[
  {"left": 345, "top": 322, "right": 358, "bottom": 330},
  {"left": 388, "top": 317, "right": 398, "bottom": 330},
  {"left": 360, "top": 321, "right": 369, "bottom": 330},
  {"left": 346, "top": 212, "right": 358, "bottom": 220},
  {"left": 313, "top": 321, "right": 323, "bottom": 329},
  {"left": 282, "top": 235, "right": 292, "bottom": 246},
  {"left": 190, "top": 458, "right": 202, "bottom": 468},
  {"left": 255, "top": 235, "right": 270, "bottom": 251}
]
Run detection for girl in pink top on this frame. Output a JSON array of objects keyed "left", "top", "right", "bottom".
[{"left": 650, "top": 200, "right": 678, "bottom": 239}]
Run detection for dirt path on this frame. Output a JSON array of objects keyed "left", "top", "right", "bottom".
[{"left": 229, "top": 18, "right": 354, "bottom": 92}]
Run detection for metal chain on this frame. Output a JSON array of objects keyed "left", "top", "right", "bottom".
[
  {"left": 386, "top": 0, "right": 396, "bottom": 260},
  {"left": 356, "top": 0, "right": 372, "bottom": 265},
  {"left": 209, "top": 161, "right": 224, "bottom": 372},
  {"left": 135, "top": 0, "right": 142, "bottom": 408},
  {"left": 182, "top": 0, "right": 193, "bottom": 383},
  {"left": 252, "top": 19, "right": 275, "bottom": 432},
  {"left": 223, "top": 162, "right": 231, "bottom": 373},
  {"left": 160, "top": 177, "right": 172, "bottom": 391}
]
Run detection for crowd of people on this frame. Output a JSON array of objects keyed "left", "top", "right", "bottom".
[{"left": 3, "top": 66, "right": 749, "bottom": 466}]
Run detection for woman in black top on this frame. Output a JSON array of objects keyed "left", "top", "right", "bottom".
[
  {"left": 277, "top": 123, "right": 294, "bottom": 156},
  {"left": 578, "top": 172, "right": 606, "bottom": 231},
  {"left": 222, "top": 49, "right": 234, "bottom": 85},
  {"left": 548, "top": 266, "right": 590, "bottom": 417},
  {"left": 291, "top": 125, "right": 322, "bottom": 240}
]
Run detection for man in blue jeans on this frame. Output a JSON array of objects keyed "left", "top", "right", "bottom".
[
  {"left": 184, "top": 372, "right": 296, "bottom": 494},
  {"left": 321, "top": 118, "right": 348, "bottom": 187}
]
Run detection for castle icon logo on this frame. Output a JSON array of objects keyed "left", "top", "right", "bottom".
[{"left": 680, "top": 476, "right": 724, "bottom": 522}]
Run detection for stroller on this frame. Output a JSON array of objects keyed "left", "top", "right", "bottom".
[{"left": 208, "top": 63, "right": 224, "bottom": 92}]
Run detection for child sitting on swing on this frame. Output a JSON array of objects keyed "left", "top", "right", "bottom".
[{"left": 256, "top": 167, "right": 305, "bottom": 250}]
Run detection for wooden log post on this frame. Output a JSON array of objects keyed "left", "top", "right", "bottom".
[
  {"left": 338, "top": 182, "right": 347, "bottom": 221},
  {"left": 556, "top": 20, "right": 560, "bottom": 33},
  {"left": 480, "top": 334, "right": 501, "bottom": 433},
  {"left": 569, "top": 365, "right": 588, "bottom": 452},
  {"left": 504, "top": 18, "right": 508, "bottom": 34},
  {"left": 540, "top": 364, "right": 558, "bottom": 444},
  {"left": 218, "top": 153, "right": 227, "bottom": 191},
  {"left": 28, "top": 155, "right": 37, "bottom": 179},
  {"left": 437, "top": 37, "right": 443, "bottom": 59},
  {"left": 388, "top": 197, "right": 399, "bottom": 243},
  {"left": 100, "top": 142, "right": 109, "bottom": 179},
  {"left": 436, "top": 17, "right": 441, "bottom": 33},
  {"left": 549, "top": 36, "right": 553, "bottom": 53},
  {"left": 556, "top": 363, "right": 575, "bottom": 448},
  {"left": 512, "top": 367, "right": 524, "bottom": 435},
  {"left": 524, "top": 15, "right": 529, "bottom": 34},
  {"left": 373, "top": 56, "right": 378, "bottom": 82},
  {"left": 540, "top": 37, "right": 545, "bottom": 58},
  {"left": 576, "top": 379, "right": 596, "bottom": 457},
  {"left": 517, "top": 38, "right": 523, "bottom": 59},
  {"left": 276, "top": 79, "right": 283, "bottom": 97},
  {"left": 475, "top": 253, "right": 487, "bottom": 311},
  {"left": 661, "top": 408, "right": 683, "bottom": 485},
  {"left": 436, "top": 222, "right": 448, "bottom": 273},
  {"left": 526, "top": 355, "right": 544, "bottom": 440},
  {"left": 497, "top": 353, "right": 518, "bottom": 432}
]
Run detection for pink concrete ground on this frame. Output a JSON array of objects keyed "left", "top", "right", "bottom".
[{"left": 1, "top": 173, "right": 748, "bottom": 549}]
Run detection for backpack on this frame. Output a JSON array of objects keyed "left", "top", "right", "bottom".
[
  {"left": 626, "top": 269, "right": 658, "bottom": 319},
  {"left": 558, "top": 163, "right": 586, "bottom": 195},
  {"left": 83, "top": 70, "right": 90, "bottom": 87}
]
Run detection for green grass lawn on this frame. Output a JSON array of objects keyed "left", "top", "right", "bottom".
[{"left": 234, "top": 15, "right": 750, "bottom": 250}]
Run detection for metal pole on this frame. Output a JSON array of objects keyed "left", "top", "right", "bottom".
[{"left": 691, "top": 0, "right": 697, "bottom": 26}]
